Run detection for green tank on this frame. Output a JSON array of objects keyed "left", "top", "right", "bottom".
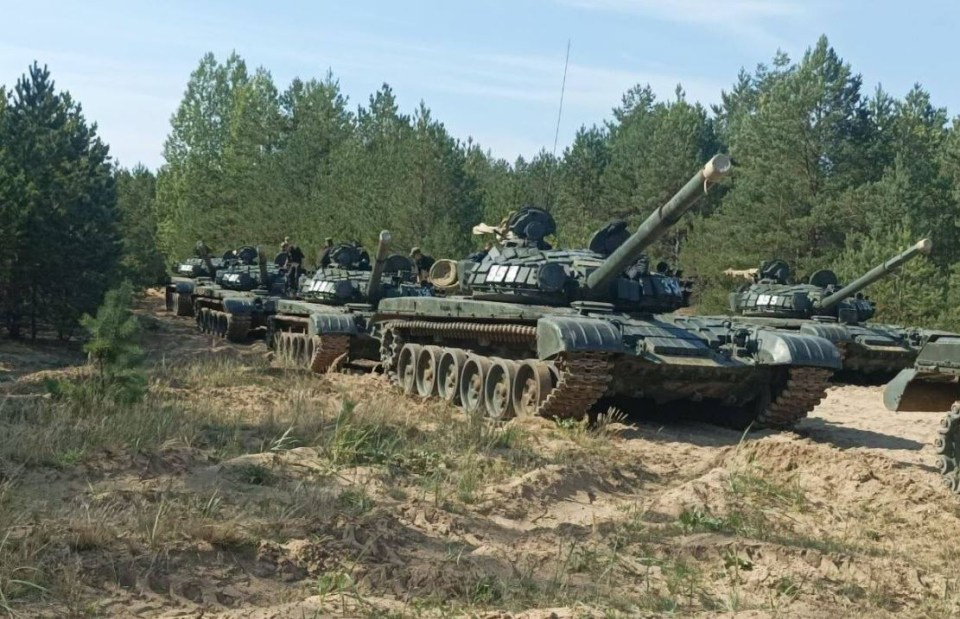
[
  {"left": 725, "top": 240, "right": 933, "bottom": 379},
  {"left": 268, "top": 232, "right": 431, "bottom": 373},
  {"left": 192, "top": 247, "right": 287, "bottom": 342},
  {"left": 164, "top": 242, "right": 232, "bottom": 316},
  {"left": 881, "top": 335, "right": 960, "bottom": 493},
  {"left": 370, "top": 156, "right": 842, "bottom": 428}
]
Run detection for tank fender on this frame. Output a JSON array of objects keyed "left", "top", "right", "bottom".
[
  {"left": 173, "top": 281, "right": 196, "bottom": 295},
  {"left": 309, "top": 312, "right": 359, "bottom": 337},
  {"left": 753, "top": 330, "right": 841, "bottom": 369},
  {"left": 798, "top": 322, "right": 851, "bottom": 344},
  {"left": 222, "top": 296, "right": 255, "bottom": 317},
  {"left": 536, "top": 316, "right": 625, "bottom": 359}
]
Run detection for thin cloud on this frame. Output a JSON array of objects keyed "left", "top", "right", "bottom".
[{"left": 559, "top": 0, "right": 814, "bottom": 49}]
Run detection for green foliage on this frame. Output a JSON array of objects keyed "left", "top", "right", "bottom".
[
  {"left": 115, "top": 165, "right": 166, "bottom": 286},
  {"left": 39, "top": 37, "right": 960, "bottom": 331},
  {"left": 49, "top": 282, "right": 146, "bottom": 404},
  {"left": 0, "top": 63, "right": 120, "bottom": 338}
]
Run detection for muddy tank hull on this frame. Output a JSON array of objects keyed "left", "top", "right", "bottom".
[
  {"left": 192, "top": 285, "right": 273, "bottom": 343},
  {"left": 373, "top": 297, "right": 840, "bottom": 428},
  {"left": 707, "top": 316, "right": 917, "bottom": 381},
  {"left": 268, "top": 298, "right": 380, "bottom": 374}
]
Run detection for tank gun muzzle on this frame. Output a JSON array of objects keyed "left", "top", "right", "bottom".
[
  {"left": 585, "top": 154, "right": 731, "bottom": 292},
  {"left": 816, "top": 238, "right": 932, "bottom": 310}
]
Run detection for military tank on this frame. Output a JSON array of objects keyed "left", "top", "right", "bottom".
[
  {"left": 269, "top": 232, "right": 430, "bottom": 373},
  {"left": 371, "top": 156, "right": 842, "bottom": 429},
  {"left": 164, "top": 242, "right": 228, "bottom": 316},
  {"left": 724, "top": 240, "right": 933, "bottom": 380},
  {"left": 193, "top": 246, "right": 288, "bottom": 342},
  {"left": 880, "top": 335, "right": 960, "bottom": 492}
]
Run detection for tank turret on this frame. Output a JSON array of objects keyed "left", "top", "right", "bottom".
[
  {"left": 197, "top": 241, "right": 216, "bottom": 278},
  {"left": 817, "top": 238, "right": 932, "bottom": 310},
  {"left": 449, "top": 154, "right": 730, "bottom": 312},
  {"left": 586, "top": 154, "right": 731, "bottom": 292},
  {"left": 731, "top": 239, "right": 933, "bottom": 322}
]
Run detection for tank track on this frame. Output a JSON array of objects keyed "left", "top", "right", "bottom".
[
  {"left": 935, "top": 402, "right": 960, "bottom": 494},
  {"left": 309, "top": 335, "right": 351, "bottom": 374},
  {"left": 175, "top": 293, "right": 194, "bottom": 317},
  {"left": 755, "top": 367, "right": 832, "bottom": 430},
  {"left": 225, "top": 315, "right": 251, "bottom": 343},
  {"left": 380, "top": 322, "right": 612, "bottom": 420},
  {"left": 538, "top": 353, "right": 613, "bottom": 420}
]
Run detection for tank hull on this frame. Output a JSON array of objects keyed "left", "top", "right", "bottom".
[
  {"left": 268, "top": 298, "right": 378, "bottom": 373},
  {"left": 706, "top": 315, "right": 918, "bottom": 380},
  {"left": 373, "top": 297, "right": 841, "bottom": 428},
  {"left": 191, "top": 285, "right": 273, "bottom": 343}
]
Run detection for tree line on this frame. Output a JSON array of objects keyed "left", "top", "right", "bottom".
[{"left": 3, "top": 35, "right": 960, "bottom": 338}]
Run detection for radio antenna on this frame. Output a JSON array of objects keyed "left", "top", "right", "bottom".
[{"left": 551, "top": 39, "right": 571, "bottom": 159}]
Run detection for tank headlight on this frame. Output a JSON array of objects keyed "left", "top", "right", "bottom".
[{"left": 537, "top": 263, "right": 566, "bottom": 293}]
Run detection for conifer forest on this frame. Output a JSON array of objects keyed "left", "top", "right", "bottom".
[{"left": 3, "top": 36, "right": 959, "bottom": 336}]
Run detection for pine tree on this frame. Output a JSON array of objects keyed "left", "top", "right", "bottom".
[
  {"left": 116, "top": 165, "right": 166, "bottom": 286},
  {"left": 0, "top": 63, "right": 120, "bottom": 338},
  {"left": 62, "top": 281, "right": 146, "bottom": 404}
]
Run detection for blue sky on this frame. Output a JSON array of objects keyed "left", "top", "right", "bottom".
[{"left": 1, "top": 0, "right": 957, "bottom": 169}]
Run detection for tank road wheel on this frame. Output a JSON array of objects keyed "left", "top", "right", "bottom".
[
  {"left": 177, "top": 294, "right": 194, "bottom": 317},
  {"left": 437, "top": 349, "right": 468, "bottom": 405},
  {"left": 396, "top": 344, "right": 422, "bottom": 395},
  {"left": 460, "top": 356, "right": 492, "bottom": 415},
  {"left": 198, "top": 308, "right": 211, "bottom": 334},
  {"left": 513, "top": 361, "right": 555, "bottom": 418},
  {"left": 289, "top": 334, "right": 302, "bottom": 364},
  {"left": 295, "top": 334, "right": 310, "bottom": 366},
  {"left": 216, "top": 313, "right": 228, "bottom": 338},
  {"left": 485, "top": 359, "right": 520, "bottom": 421},
  {"left": 935, "top": 403, "right": 960, "bottom": 494},
  {"left": 305, "top": 336, "right": 316, "bottom": 366},
  {"left": 415, "top": 346, "right": 444, "bottom": 397},
  {"left": 164, "top": 289, "right": 174, "bottom": 312},
  {"left": 275, "top": 333, "right": 289, "bottom": 362}
]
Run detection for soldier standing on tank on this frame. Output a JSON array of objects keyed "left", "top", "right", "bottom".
[
  {"left": 274, "top": 242, "right": 290, "bottom": 268},
  {"left": 318, "top": 237, "right": 334, "bottom": 268},
  {"left": 355, "top": 240, "right": 371, "bottom": 270},
  {"left": 410, "top": 247, "right": 435, "bottom": 282},
  {"left": 286, "top": 239, "right": 305, "bottom": 292}
]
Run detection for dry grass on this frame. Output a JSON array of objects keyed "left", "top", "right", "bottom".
[{"left": 2, "top": 308, "right": 960, "bottom": 616}]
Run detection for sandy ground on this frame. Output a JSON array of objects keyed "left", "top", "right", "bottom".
[{"left": 1, "top": 290, "right": 957, "bottom": 617}]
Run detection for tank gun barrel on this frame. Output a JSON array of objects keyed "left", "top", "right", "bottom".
[
  {"left": 817, "top": 238, "right": 933, "bottom": 310},
  {"left": 256, "top": 246, "right": 269, "bottom": 288},
  {"left": 366, "top": 230, "right": 392, "bottom": 300},
  {"left": 585, "top": 154, "right": 731, "bottom": 291}
]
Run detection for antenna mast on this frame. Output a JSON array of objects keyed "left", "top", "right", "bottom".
[{"left": 552, "top": 39, "right": 571, "bottom": 159}]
